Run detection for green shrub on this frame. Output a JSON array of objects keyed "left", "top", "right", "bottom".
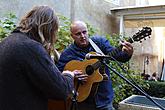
[
  {"left": 106, "top": 34, "right": 150, "bottom": 108},
  {"left": 144, "top": 81, "right": 165, "bottom": 98},
  {"left": 0, "top": 13, "right": 17, "bottom": 41},
  {"left": 55, "top": 14, "right": 72, "bottom": 52}
]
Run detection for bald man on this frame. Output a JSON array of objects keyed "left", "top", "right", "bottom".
[{"left": 57, "top": 20, "right": 133, "bottom": 110}]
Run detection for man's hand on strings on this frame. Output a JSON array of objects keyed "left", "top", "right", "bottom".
[
  {"left": 120, "top": 41, "right": 134, "bottom": 56},
  {"left": 73, "top": 70, "right": 88, "bottom": 83}
]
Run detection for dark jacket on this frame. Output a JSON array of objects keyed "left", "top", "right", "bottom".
[
  {"left": 57, "top": 35, "right": 132, "bottom": 109},
  {"left": 0, "top": 31, "right": 74, "bottom": 110}
]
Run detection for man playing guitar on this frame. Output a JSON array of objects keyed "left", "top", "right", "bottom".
[{"left": 57, "top": 20, "right": 134, "bottom": 110}]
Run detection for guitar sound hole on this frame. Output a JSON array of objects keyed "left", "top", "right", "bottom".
[{"left": 86, "top": 65, "right": 94, "bottom": 75}]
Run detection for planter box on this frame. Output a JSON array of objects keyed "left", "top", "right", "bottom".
[{"left": 118, "top": 95, "right": 165, "bottom": 110}]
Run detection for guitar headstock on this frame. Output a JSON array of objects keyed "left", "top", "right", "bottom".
[{"left": 128, "top": 27, "right": 152, "bottom": 43}]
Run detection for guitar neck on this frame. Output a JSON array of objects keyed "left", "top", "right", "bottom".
[{"left": 108, "top": 26, "right": 152, "bottom": 57}]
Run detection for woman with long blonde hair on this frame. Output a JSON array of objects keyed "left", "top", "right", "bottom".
[{"left": 0, "top": 6, "right": 76, "bottom": 110}]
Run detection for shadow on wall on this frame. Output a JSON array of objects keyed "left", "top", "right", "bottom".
[{"left": 106, "top": 14, "right": 119, "bottom": 34}]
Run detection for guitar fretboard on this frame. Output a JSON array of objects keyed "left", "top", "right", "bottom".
[{"left": 108, "top": 27, "right": 152, "bottom": 58}]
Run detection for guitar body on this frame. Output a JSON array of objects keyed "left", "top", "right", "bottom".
[
  {"left": 64, "top": 59, "right": 103, "bottom": 102},
  {"left": 48, "top": 100, "right": 66, "bottom": 110},
  {"left": 48, "top": 99, "right": 71, "bottom": 110}
]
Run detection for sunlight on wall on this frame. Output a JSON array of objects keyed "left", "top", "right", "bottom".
[
  {"left": 163, "top": 30, "right": 165, "bottom": 60},
  {"left": 148, "top": 0, "right": 165, "bottom": 5},
  {"left": 136, "top": 0, "right": 148, "bottom": 6},
  {"left": 104, "top": 0, "right": 120, "bottom": 5},
  {"left": 135, "top": 0, "right": 165, "bottom": 6},
  {"left": 154, "top": 27, "right": 165, "bottom": 62}
]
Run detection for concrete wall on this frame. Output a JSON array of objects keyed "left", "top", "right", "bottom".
[
  {"left": 0, "top": 0, "right": 71, "bottom": 23},
  {"left": 71, "top": 0, "right": 120, "bottom": 34},
  {"left": 1, "top": 0, "right": 154, "bottom": 34},
  {"left": 0, "top": 0, "right": 133, "bottom": 34},
  {"left": 2, "top": 0, "right": 149, "bottom": 34}
]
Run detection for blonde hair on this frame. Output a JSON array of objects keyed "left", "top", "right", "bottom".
[{"left": 19, "top": 5, "right": 59, "bottom": 54}]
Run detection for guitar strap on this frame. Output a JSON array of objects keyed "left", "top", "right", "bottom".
[
  {"left": 89, "top": 38, "right": 104, "bottom": 55},
  {"left": 88, "top": 38, "right": 108, "bottom": 97},
  {"left": 89, "top": 38, "right": 109, "bottom": 79}
]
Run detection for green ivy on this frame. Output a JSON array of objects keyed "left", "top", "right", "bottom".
[
  {"left": 106, "top": 33, "right": 150, "bottom": 108},
  {"left": 144, "top": 81, "right": 165, "bottom": 98},
  {"left": 55, "top": 14, "right": 73, "bottom": 52},
  {"left": 0, "top": 13, "right": 17, "bottom": 41}
]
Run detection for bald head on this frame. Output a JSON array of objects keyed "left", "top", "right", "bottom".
[
  {"left": 70, "top": 21, "right": 87, "bottom": 33},
  {"left": 70, "top": 20, "right": 89, "bottom": 48}
]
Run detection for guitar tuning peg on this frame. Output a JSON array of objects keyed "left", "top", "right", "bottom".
[{"left": 140, "top": 41, "right": 142, "bottom": 43}]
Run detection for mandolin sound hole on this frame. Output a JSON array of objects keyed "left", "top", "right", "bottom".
[{"left": 85, "top": 65, "right": 94, "bottom": 75}]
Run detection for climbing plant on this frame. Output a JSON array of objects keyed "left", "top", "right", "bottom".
[{"left": 0, "top": 13, "right": 17, "bottom": 41}]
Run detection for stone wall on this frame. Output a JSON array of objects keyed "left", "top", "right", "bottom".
[
  {"left": 0, "top": 0, "right": 136, "bottom": 34},
  {"left": 0, "top": 0, "right": 71, "bottom": 23}
]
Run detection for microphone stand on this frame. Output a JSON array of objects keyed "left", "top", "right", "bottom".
[{"left": 100, "top": 60, "right": 165, "bottom": 110}]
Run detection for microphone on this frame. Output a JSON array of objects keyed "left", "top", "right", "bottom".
[{"left": 85, "top": 53, "right": 111, "bottom": 60}]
